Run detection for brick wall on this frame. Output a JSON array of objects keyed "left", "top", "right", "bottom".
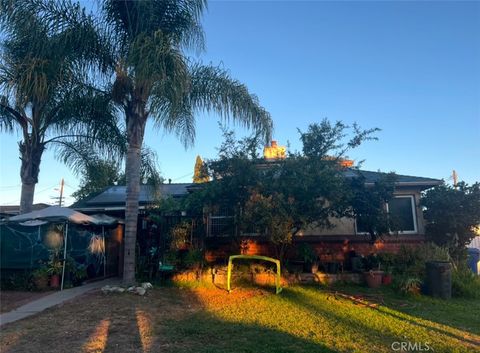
[{"left": 205, "top": 235, "right": 424, "bottom": 263}]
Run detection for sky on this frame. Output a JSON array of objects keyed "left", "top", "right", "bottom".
[{"left": 0, "top": 0, "right": 479, "bottom": 206}]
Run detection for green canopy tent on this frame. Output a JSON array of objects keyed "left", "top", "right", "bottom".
[{"left": 7, "top": 206, "right": 117, "bottom": 290}]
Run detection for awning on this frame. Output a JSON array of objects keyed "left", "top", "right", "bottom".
[{"left": 8, "top": 206, "right": 117, "bottom": 226}]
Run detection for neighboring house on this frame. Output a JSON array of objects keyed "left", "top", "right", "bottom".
[
  {"left": 71, "top": 183, "right": 195, "bottom": 268},
  {"left": 72, "top": 183, "right": 192, "bottom": 216},
  {"left": 72, "top": 171, "right": 442, "bottom": 265},
  {"left": 0, "top": 203, "right": 49, "bottom": 220},
  {"left": 468, "top": 227, "right": 480, "bottom": 250}
]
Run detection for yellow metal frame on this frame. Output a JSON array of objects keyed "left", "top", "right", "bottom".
[{"left": 227, "top": 255, "right": 282, "bottom": 294}]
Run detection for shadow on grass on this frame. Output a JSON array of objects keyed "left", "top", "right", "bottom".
[
  {"left": 158, "top": 311, "right": 339, "bottom": 353},
  {"left": 332, "top": 284, "right": 480, "bottom": 336},
  {"left": 284, "top": 285, "right": 479, "bottom": 352},
  {"left": 279, "top": 287, "right": 403, "bottom": 351},
  {"left": 0, "top": 287, "right": 339, "bottom": 353}
]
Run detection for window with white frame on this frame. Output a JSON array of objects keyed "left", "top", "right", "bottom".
[
  {"left": 355, "top": 195, "right": 418, "bottom": 235},
  {"left": 387, "top": 195, "right": 417, "bottom": 234}
]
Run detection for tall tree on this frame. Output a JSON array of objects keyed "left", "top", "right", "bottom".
[
  {"left": 193, "top": 155, "right": 209, "bottom": 183},
  {"left": 23, "top": 0, "right": 272, "bottom": 284},
  {"left": 191, "top": 120, "right": 384, "bottom": 260},
  {"left": 100, "top": 0, "right": 272, "bottom": 284},
  {"left": 422, "top": 182, "right": 480, "bottom": 263},
  {"left": 0, "top": 0, "right": 121, "bottom": 213}
]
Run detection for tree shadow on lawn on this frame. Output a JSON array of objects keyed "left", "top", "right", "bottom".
[
  {"left": 279, "top": 287, "right": 405, "bottom": 352},
  {"left": 283, "top": 286, "right": 479, "bottom": 352},
  {"left": 157, "top": 311, "right": 339, "bottom": 353},
  {"left": 0, "top": 288, "right": 339, "bottom": 353},
  {"left": 332, "top": 284, "right": 480, "bottom": 336},
  {"left": 0, "top": 293, "right": 145, "bottom": 353}
]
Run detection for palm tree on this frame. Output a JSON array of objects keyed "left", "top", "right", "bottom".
[
  {"left": 19, "top": 0, "right": 273, "bottom": 284},
  {"left": 0, "top": 1, "right": 122, "bottom": 213},
  {"left": 100, "top": 0, "right": 273, "bottom": 284}
]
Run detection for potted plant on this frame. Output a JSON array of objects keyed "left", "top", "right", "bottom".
[
  {"left": 47, "top": 250, "right": 63, "bottom": 288},
  {"left": 298, "top": 243, "right": 319, "bottom": 273},
  {"left": 70, "top": 262, "right": 87, "bottom": 286},
  {"left": 377, "top": 253, "right": 395, "bottom": 285},
  {"left": 363, "top": 254, "right": 383, "bottom": 288},
  {"left": 32, "top": 267, "right": 49, "bottom": 290},
  {"left": 382, "top": 267, "right": 393, "bottom": 285}
]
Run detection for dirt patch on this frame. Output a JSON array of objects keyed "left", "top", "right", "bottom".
[
  {"left": 0, "top": 291, "right": 52, "bottom": 313},
  {"left": 0, "top": 287, "right": 201, "bottom": 353},
  {"left": 0, "top": 286, "right": 270, "bottom": 353}
]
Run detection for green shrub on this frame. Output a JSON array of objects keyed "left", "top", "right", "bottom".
[
  {"left": 452, "top": 265, "right": 480, "bottom": 299},
  {"left": 394, "top": 275, "right": 422, "bottom": 296},
  {"left": 376, "top": 252, "right": 396, "bottom": 273},
  {"left": 1, "top": 270, "right": 34, "bottom": 291},
  {"left": 183, "top": 249, "right": 205, "bottom": 269},
  {"left": 394, "top": 243, "right": 450, "bottom": 278},
  {"left": 169, "top": 222, "right": 191, "bottom": 250},
  {"left": 297, "top": 243, "right": 317, "bottom": 263},
  {"left": 362, "top": 253, "right": 381, "bottom": 271}
]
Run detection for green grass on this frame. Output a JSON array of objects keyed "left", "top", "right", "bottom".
[
  {"left": 1, "top": 283, "right": 478, "bottom": 353},
  {"left": 162, "top": 284, "right": 479, "bottom": 353}
]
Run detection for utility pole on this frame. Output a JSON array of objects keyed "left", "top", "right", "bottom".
[
  {"left": 452, "top": 170, "right": 458, "bottom": 189},
  {"left": 59, "top": 178, "right": 64, "bottom": 206}
]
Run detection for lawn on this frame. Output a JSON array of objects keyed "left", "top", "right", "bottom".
[
  {"left": 0, "top": 283, "right": 478, "bottom": 353},
  {"left": 0, "top": 291, "right": 51, "bottom": 313}
]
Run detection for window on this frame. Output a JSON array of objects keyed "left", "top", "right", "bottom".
[
  {"left": 207, "top": 207, "right": 234, "bottom": 237},
  {"left": 355, "top": 216, "right": 370, "bottom": 234},
  {"left": 355, "top": 195, "right": 418, "bottom": 235},
  {"left": 208, "top": 216, "right": 234, "bottom": 237},
  {"left": 387, "top": 195, "right": 417, "bottom": 234}
]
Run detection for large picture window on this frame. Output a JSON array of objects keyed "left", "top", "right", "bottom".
[
  {"left": 355, "top": 195, "right": 417, "bottom": 235},
  {"left": 387, "top": 195, "right": 417, "bottom": 234}
]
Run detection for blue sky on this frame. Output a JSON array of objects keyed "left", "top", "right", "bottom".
[{"left": 0, "top": 0, "right": 479, "bottom": 206}]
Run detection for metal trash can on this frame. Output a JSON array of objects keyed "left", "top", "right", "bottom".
[
  {"left": 467, "top": 248, "right": 480, "bottom": 275},
  {"left": 425, "top": 261, "right": 452, "bottom": 299}
]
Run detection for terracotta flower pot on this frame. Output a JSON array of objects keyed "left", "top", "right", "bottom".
[
  {"left": 382, "top": 274, "right": 393, "bottom": 285},
  {"left": 50, "top": 274, "right": 60, "bottom": 288},
  {"left": 364, "top": 271, "right": 383, "bottom": 288}
]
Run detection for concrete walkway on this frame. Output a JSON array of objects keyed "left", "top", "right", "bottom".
[{"left": 0, "top": 278, "right": 119, "bottom": 326}]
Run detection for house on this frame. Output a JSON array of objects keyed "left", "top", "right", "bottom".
[
  {"left": 0, "top": 203, "right": 49, "bottom": 220},
  {"left": 203, "top": 169, "right": 442, "bottom": 263},
  {"left": 72, "top": 170, "right": 442, "bottom": 267}
]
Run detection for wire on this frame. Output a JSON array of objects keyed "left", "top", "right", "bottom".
[
  {"left": 35, "top": 184, "right": 59, "bottom": 194},
  {"left": 1, "top": 184, "right": 58, "bottom": 205},
  {"left": 63, "top": 182, "right": 76, "bottom": 189},
  {"left": 0, "top": 184, "right": 21, "bottom": 189},
  {"left": 172, "top": 172, "right": 193, "bottom": 182}
]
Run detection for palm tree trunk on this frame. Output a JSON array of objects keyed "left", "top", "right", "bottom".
[
  {"left": 19, "top": 139, "right": 45, "bottom": 214},
  {"left": 20, "top": 183, "right": 36, "bottom": 213},
  {"left": 122, "top": 100, "right": 148, "bottom": 285}
]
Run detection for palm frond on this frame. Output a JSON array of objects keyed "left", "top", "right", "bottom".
[
  {"left": 189, "top": 63, "right": 273, "bottom": 142},
  {"left": 0, "top": 94, "right": 20, "bottom": 132},
  {"left": 102, "top": 0, "right": 206, "bottom": 53}
]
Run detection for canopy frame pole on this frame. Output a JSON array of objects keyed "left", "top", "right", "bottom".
[
  {"left": 61, "top": 222, "right": 69, "bottom": 291},
  {"left": 102, "top": 226, "right": 106, "bottom": 277}
]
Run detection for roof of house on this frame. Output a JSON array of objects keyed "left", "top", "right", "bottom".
[
  {"left": 72, "top": 183, "right": 193, "bottom": 210},
  {"left": 344, "top": 169, "right": 443, "bottom": 187},
  {"left": 72, "top": 170, "right": 442, "bottom": 212}
]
